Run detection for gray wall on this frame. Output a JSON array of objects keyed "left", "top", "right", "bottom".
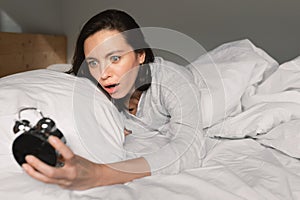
[
  {"left": 1, "top": 0, "right": 300, "bottom": 64},
  {"left": 0, "top": 0, "right": 63, "bottom": 34}
]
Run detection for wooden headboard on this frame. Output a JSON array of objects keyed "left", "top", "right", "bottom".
[{"left": 0, "top": 32, "right": 67, "bottom": 78}]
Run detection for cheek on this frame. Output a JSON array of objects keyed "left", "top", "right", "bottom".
[
  {"left": 89, "top": 68, "right": 101, "bottom": 82},
  {"left": 119, "top": 59, "right": 140, "bottom": 78},
  {"left": 119, "top": 67, "right": 139, "bottom": 85}
]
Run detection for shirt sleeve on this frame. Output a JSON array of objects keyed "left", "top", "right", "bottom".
[{"left": 142, "top": 77, "right": 206, "bottom": 175}]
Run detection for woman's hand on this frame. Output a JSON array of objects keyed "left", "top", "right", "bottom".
[
  {"left": 22, "top": 136, "right": 151, "bottom": 190},
  {"left": 22, "top": 136, "right": 103, "bottom": 190}
]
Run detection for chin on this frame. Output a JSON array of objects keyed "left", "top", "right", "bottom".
[
  {"left": 111, "top": 87, "right": 133, "bottom": 99},
  {"left": 111, "top": 93, "right": 125, "bottom": 99}
]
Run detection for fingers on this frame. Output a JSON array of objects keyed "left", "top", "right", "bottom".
[
  {"left": 22, "top": 163, "right": 54, "bottom": 182},
  {"left": 24, "top": 155, "right": 77, "bottom": 182},
  {"left": 22, "top": 136, "right": 79, "bottom": 188},
  {"left": 23, "top": 136, "right": 75, "bottom": 179},
  {"left": 48, "top": 136, "right": 74, "bottom": 160},
  {"left": 22, "top": 162, "right": 63, "bottom": 184},
  {"left": 25, "top": 155, "right": 61, "bottom": 179},
  {"left": 22, "top": 163, "right": 72, "bottom": 188}
]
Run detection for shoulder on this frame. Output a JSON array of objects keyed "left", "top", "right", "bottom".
[
  {"left": 150, "top": 57, "right": 193, "bottom": 86},
  {"left": 147, "top": 58, "right": 200, "bottom": 106}
]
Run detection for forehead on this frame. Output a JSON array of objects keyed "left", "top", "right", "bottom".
[{"left": 84, "top": 30, "right": 133, "bottom": 57}]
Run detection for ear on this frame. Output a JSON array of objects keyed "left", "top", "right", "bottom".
[{"left": 138, "top": 51, "right": 146, "bottom": 64}]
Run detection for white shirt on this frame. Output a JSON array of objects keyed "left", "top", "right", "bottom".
[{"left": 123, "top": 57, "right": 205, "bottom": 175}]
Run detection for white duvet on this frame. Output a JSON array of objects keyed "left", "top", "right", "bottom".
[{"left": 1, "top": 39, "right": 300, "bottom": 200}]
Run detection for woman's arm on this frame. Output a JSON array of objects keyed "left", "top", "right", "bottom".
[
  {"left": 101, "top": 156, "right": 151, "bottom": 186},
  {"left": 23, "top": 136, "right": 151, "bottom": 190},
  {"left": 141, "top": 62, "right": 205, "bottom": 175}
]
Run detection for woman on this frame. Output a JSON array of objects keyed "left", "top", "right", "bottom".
[{"left": 22, "top": 9, "right": 205, "bottom": 190}]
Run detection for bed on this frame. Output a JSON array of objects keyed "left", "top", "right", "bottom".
[{"left": 0, "top": 33, "right": 300, "bottom": 200}]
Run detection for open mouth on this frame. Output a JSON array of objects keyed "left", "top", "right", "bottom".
[
  {"left": 104, "top": 83, "right": 120, "bottom": 94},
  {"left": 105, "top": 83, "right": 120, "bottom": 88}
]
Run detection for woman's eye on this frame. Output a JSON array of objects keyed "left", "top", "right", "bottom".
[
  {"left": 87, "top": 60, "right": 99, "bottom": 68},
  {"left": 110, "top": 55, "right": 121, "bottom": 63}
]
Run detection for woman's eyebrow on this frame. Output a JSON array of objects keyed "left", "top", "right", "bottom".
[
  {"left": 85, "top": 50, "right": 127, "bottom": 60},
  {"left": 104, "top": 50, "right": 125, "bottom": 58},
  {"left": 85, "top": 57, "right": 99, "bottom": 61}
]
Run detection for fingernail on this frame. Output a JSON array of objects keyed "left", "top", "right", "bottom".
[
  {"left": 48, "top": 136, "right": 57, "bottom": 144},
  {"left": 22, "top": 164, "right": 29, "bottom": 171},
  {"left": 25, "top": 155, "right": 33, "bottom": 162}
]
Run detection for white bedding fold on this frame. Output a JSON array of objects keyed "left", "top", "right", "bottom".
[
  {"left": 187, "top": 39, "right": 279, "bottom": 128},
  {"left": 207, "top": 53, "right": 300, "bottom": 160}
]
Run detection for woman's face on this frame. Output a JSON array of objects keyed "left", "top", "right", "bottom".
[{"left": 84, "top": 30, "right": 145, "bottom": 99}]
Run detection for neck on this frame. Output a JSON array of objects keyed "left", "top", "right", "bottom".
[{"left": 125, "top": 89, "right": 143, "bottom": 115}]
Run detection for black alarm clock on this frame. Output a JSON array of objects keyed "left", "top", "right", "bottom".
[{"left": 12, "top": 107, "right": 66, "bottom": 167}]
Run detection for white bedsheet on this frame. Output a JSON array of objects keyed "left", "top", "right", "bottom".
[{"left": 1, "top": 138, "right": 299, "bottom": 200}]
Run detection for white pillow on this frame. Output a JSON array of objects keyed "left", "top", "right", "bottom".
[
  {"left": 0, "top": 69, "right": 125, "bottom": 172},
  {"left": 186, "top": 39, "right": 278, "bottom": 128},
  {"left": 46, "top": 63, "right": 73, "bottom": 72}
]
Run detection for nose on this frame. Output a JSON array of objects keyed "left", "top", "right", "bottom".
[{"left": 100, "top": 64, "right": 112, "bottom": 80}]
